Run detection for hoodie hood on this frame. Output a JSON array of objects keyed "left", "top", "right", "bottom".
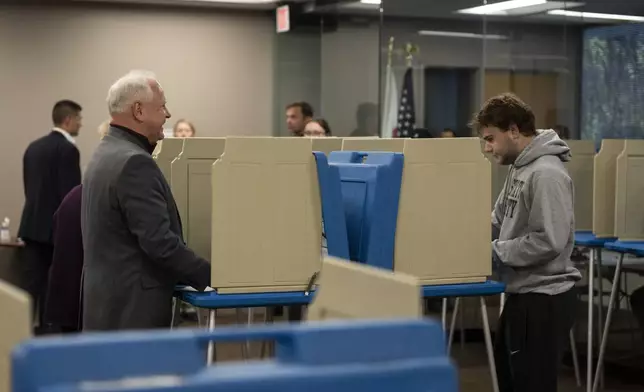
[{"left": 514, "top": 129, "right": 571, "bottom": 168}]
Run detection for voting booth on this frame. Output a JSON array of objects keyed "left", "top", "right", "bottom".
[
  {"left": 308, "top": 257, "right": 422, "bottom": 321},
  {"left": 171, "top": 138, "right": 226, "bottom": 259},
  {"left": 565, "top": 140, "right": 595, "bottom": 231},
  {"left": 593, "top": 139, "right": 624, "bottom": 238},
  {"left": 152, "top": 138, "right": 185, "bottom": 182},
  {"left": 311, "top": 137, "right": 343, "bottom": 155},
  {"left": 0, "top": 281, "right": 30, "bottom": 392},
  {"left": 614, "top": 140, "right": 644, "bottom": 241},
  {"left": 395, "top": 138, "right": 492, "bottom": 284},
  {"left": 342, "top": 138, "right": 405, "bottom": 153},
  {"left": 330, "top": 137, "right": 491, "bottom": 284},
  {"left": 210, "top": 137, "right": 325, "bottom": 293}
]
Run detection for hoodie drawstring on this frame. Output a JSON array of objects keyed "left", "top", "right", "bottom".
[{"left": 501, "top": 165, "right": 515, "bottom": 217}]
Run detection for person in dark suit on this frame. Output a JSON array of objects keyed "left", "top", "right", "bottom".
[
  {"left": 18, "top": 100, "right": 82, "bottom": 332},
  {"left": 82, "top": 70, "right": 210, "bottom": 331},
  {"left": 44, "top": 185, "right": 83, "bottom": 333}
]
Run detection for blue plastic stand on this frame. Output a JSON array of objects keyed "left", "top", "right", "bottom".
[
  {"left": 574, "top": 230, "right": 616, "bottom": 248},
  {"left": 604, "top": 240, "right": 644, "bottom": 257},
  {"left": 13, "top": 319, "right": 457, "bottom": 392},
  {"left": 328, "top": 151, "right": 404, "bottom": 270},
  {"left": 313, "top": 152, "right": 350, "bottom": 260}
]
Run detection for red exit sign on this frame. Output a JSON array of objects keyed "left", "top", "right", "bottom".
[{"left": 276, "top": 5, "right": 290, "bottom": 33}]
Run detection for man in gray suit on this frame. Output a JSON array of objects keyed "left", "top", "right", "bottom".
[{"left": 82, "top": 70, "right": 210, "bottom": 330}]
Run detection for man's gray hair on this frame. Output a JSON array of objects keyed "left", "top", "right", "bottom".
[{"left": 107, "top": 70, "right": 160, "bottom": 115}]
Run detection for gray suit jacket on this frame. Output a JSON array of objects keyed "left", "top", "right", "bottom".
[{"left": 81, "top": 126, "right": 210, "bottom": 331}]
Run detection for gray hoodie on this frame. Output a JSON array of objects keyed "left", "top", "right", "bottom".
[{"left": 492, "top": 129, "right": 582, "bottom": 294}]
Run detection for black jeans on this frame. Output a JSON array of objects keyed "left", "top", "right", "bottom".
[
  {"left": 631, "top": 285, "right": 644, "bottom": 339},
  {"left": 494, "top": 288, "right": 578, "bottom": 392}
]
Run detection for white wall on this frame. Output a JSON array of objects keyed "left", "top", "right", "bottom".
[{"left": 0, "top": 5, "right": 274, "bottom": 231}]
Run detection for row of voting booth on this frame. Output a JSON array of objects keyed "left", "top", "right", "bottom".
[
  {"left": 563, "top": 139, "right": 644, "bottom": 392},
  {"left": 8, "top": 134, "right": 642, "bottom": 391},
  {"left": 1, "top": 135, "right": 500, "bottom": 392},
  {"left": 154, "top": 136, "right": 493, "bottom": 292},
  {"left": 156, "top": 135, "right": 640, "bottom": 296}
]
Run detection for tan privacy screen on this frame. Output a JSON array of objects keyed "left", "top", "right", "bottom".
[
  {"left": 395, "top": 138, "right": 491, "bottom": 284},
  {"left": 152, "top": 138, "right": 185, "bottom": 182},
  {"left": 593, "top": 140, "right": 624, "bottom": 238},
  {"left": 170, "top": 138, "right": 226, "bottom": 259},
  {"left": 565, "top": 140, "right": 595, "bottom": 231},
  {"left": 311, "top": 137, "right": 343, "bottom": 155},
  {"left": 342, "top": 138, "right": 405, "bottom": 152},
  {"left": 0, "top": 281, "right": 31, "bottom": 392},
  {"left": 211, "top": 137, "right": 322, "bottom": 293},
  {"left": 615, "top": 140, "right": 644, "bottom": 241},
  {"left": 307, "top": 257, "right": 421, "bottom": 322}
]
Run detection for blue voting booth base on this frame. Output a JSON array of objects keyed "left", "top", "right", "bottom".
[
  {"left": 178, "top": 289, "right": 314, "bottom": 309},
  {"left": 12, "top": 319, "right": 458, "bottom": 392},
  {"left": 176, "top": 280, "right": 505, "bottom": 310},
  {"left": 604, "top": 240, "right": 644, "bottom": 257},
  {"left": 574, "top": 231, "right": 616, "bottom": 248},
  {"left": 328, "top": 151, "right": 403, "bottom": 270}
]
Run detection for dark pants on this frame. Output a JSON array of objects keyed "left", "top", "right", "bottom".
[
  {"left": 631, "top": 285, "right": 644, "bottom": 339},
  {"left": 22, "top": 241, "right": 54, "bottom": 329},
  {"left": 494, "top": 288, "right": 578, "bottom": 392},
  {"left": 272, "top": 305, "right": 304, "bottom": 321},
  {"left": 288, "top": 305, "right": 303, "bottom": 321}
]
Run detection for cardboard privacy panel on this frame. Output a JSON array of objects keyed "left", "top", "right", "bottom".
[
  {"left": 565, "top": 140, "right": 595, "bottom": 231},
  {"left": 481, "top": 141, "right": 510, "bottom": 209},
  {"left": 615, "top": 140, "right": 644, "bottom": 241},
  {"left": 170, "top": 138, "right": 226, "bottom": 259},
  {"left": 211, "top": 137, "right": 322, "bottom": 293},
  {"left": 152, "top": 138, "right": 185, "bottom": 182},
  {"left": 0, "top": 281, "right": 31, "bottom": 392},
  {"left": 310, "top": 137, "right": 343, "bottom": 155},
  {"left": 593, "top": 139, "right": 624, "bottom": 238},
  {"left": 395, "top": 138, "right": 491, "bottom": 284},
  {"left": 307, "top": 257, "right": 422, "bottom": 321},
  {"left": 342, "top": 138, "right": 405, "bottom": 153}
]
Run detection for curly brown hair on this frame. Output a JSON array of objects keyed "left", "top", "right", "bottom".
[{"left": 469, "top": 93, "right": 536, "bottom": 136}]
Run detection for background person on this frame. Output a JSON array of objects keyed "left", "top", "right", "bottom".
[
  {"left": 303, "top": 118, "right": 332, "bottom": 137},
  {"left": 18, "top": 99, "right": 83, "bottom": 333},
  {"left": 285, "top": 102, "right": 313, "bottom": 137},
  {"left": 173, "top": 119, "right": 196, "bottom": 138}
]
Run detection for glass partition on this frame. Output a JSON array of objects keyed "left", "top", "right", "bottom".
[
  {"left": 579, "top": 15, "right": 644, "bottom": 142},
  {"left": 480, "top": 5, "right": 578, "bottom": 139},
  {"left": 275, "top": 1, "right": 644, "bottom": 143},
  {"left": 273, "top": 4, "right": 381, "bottom": 137},
  {"left": 379, "top": 0, "right": 644, "bottom": 141}
]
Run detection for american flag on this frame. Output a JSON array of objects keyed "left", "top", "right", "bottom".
[{"left": 395, "top": 68, "right": 415, "bottom": 138}]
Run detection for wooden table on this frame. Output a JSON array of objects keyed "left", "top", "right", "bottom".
[{"left": 0, "top": 240, "right": 26, "bottom": 289}]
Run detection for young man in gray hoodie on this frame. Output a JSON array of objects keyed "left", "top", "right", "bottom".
[{"left": 473, "top": 93, "right": 582, "bottom": 392}]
